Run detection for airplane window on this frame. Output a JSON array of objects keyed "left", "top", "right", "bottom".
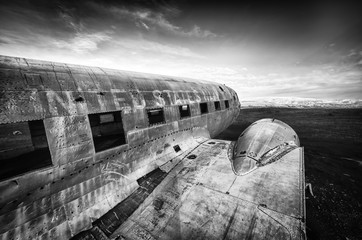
[
  {"left": 179, "top": 105, "right": 191, "bottom": 118},
  {"left": 173, "top": 145, "right": 181, "bottom": 152},
  {"left": 214, "top": 101, "right": 221, "bottom": 111},
  {"left": 88, "top": 111, "right": 126, "bottom": 152},
  {"left": 147, "top": 108, "right": 165, "bottom": 126},
  {"left": 0, "top": 120, "right": 52, "bottom": 181},
  {"left": 200, "top": 102, "right": 208, "bottom": 114},
  {"left": 225, "top": 100, "right": 229, "bottom": 109}
]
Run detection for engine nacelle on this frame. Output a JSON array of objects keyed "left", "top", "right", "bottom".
[{"left": 232, "top": 118, "right": 300, "bottom": 175}]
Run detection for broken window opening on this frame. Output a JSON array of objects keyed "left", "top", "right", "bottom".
[
  {"left": 225, "top": 100, "right": 229, "bottom": 109},
  {"left": 214, "top": 101, "right": 221, "bottom": 111},
  {"left": 179, "top": 105, "right": 191, "bottom": 118},
  {"left": 147, "top": 108, "right": 165, "bottom": 126},
  {"left": 173, "top": 145, "right": 181, "bottom": 152},
  {"left": 0, "top": 120, "right": 52, "bottom": 181},
  {"left": 200, "top": 102, "right": 208, "bottom": 114},
  {"left": 187, "top": 154, "right": 197, "bottom": 159},
  {"left": 89, "top": 111, "right": 126, "bottom": 153}
]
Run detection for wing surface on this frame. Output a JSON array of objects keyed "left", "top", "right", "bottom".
[{"left": 111, "top": 139, "right": 305, "bottom": 240}]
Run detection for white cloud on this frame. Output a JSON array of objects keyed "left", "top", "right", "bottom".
[
  {"left": 53, "top": 32, "right": 112, "bottom": 53},
  {"left": 186, "top": 25, "right": 217, "bottom": 38},
  {"left": 51, "top": 5, "right": 113, "bottom": 53},
  {"left": 109, "top": 7, "right": 217, "bottom": 38},
  {"left": 57, "top": 5, "right": 84, "bottom": 32},
  {"left": 114, "top": 38, "right": 204, "bottom": 59}
]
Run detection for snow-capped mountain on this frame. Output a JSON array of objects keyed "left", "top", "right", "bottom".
[{"left": 240, "top": 97, "right": 362, "bottom": 108}]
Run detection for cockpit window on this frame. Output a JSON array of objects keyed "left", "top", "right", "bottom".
[
  {"left": 214, "top": 101, "right": 221, "bottom": 111},
  {"left": 179, "top": 105, "right": 191, "bottom": 118},
  {"left": 147, "top": 108, "right": 165, "bottom": 126},
  {"left": 0, "top": 120, "right": 52, "bottom": 181},
  {"left": 88, "top": 111, "right": 126, "bottom": 152}
]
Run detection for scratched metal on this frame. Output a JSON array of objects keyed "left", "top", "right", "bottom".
[
  {"left": 233, "top": 119, "right": 300, "bottom": 176},
  {"left": 112, "top": 140, "right": 305, "bottom": 240},
  {"left": 0, "top": 54, "right": 242, "bottom": 240}
]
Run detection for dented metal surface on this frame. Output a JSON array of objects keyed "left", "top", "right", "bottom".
[
  {"left": 0, "top": 55, "right": 240, "bottom": 239},
  {"left": 111, "top": 140, "right": 305, "bottom": 240},
  {"left": 232, "top": 118, "right": 300, "bottom": 175}
]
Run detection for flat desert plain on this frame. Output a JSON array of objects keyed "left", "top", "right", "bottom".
[{"left": 216, "top": 108, "right": 362, "bottom": 240}]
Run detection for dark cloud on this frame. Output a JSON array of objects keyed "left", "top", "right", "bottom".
[{"left": 0, "top": 0, "right": 361, "bottom": 100}]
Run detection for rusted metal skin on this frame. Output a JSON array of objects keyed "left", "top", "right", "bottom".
[
  {"left": 232, "top": 118, "right": 300, "bottom": 175},
  {"left": 0, "top": 55, "right": 240, "bottom": 239}
]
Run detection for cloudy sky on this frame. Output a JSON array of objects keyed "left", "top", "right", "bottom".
[{"left": 0, "top": 0, "right": 361, "bottom": 100}]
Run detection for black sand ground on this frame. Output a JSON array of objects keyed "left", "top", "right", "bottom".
[{"left": 216, "top": 108, "right": 362, "bottom": 240}]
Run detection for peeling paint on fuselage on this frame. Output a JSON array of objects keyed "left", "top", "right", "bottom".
[{"left": 0, "top": 55, "right": 240, "bottom": 239}]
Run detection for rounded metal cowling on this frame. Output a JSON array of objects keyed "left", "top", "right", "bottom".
[{"left": 232, "top": 118, "right": 299, "bottom": 175}]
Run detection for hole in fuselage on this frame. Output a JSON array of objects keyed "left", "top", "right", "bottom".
[
  {"left": 187, "top": 154, "right": 197, "bottom": 159},
  {"left": 74, "top": 96, "right": 84, "bottom": 102},
  {"left": 173, "top": 145, "right": 181, "bottom": 152}
]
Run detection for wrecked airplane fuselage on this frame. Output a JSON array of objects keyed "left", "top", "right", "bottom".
[{"left": 0, "top": 55, "right": 305, "bottom": 240}]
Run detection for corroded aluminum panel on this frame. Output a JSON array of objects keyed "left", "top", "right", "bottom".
[
  {"left": 126, "top": 128, "right": 150, "bottom": 146},
  {"left": 22, "top": 71, "right": 62, "bottom": 91},
  {"left": 146, "top": 124, "right": 174, "bottom": 142},
  {"left": 191, "top": 114, "right": 208, "bottom": 129},
  {"left": 82, "top": 91, "right": 102, "bottom": 114},
  {"left": 229, "top": 149, "right": 305, "bottom": 219},
  {"left": 20, "top": 57, "right": 56, "bottom": 72},
  {"left": 0, "top": 174, "right": 137, "bottom": 239},
  {"left": 68, "top": 67, "right": 98, "bottom": 92},
  {"left": 207, "top": 111, "right": 226, "bottom": 137},
  {"left": 0, "top": 90, "right": 44, "bottom": 123},
  {"left": 38, "top": 91, "right": 76, "bottom": 118},
  {"left": 143, "top": 91, "right": 165, "bottom": 107},
  {"left": 178, "top": 117, "right": 192, "bottom": 130},
  {"left": 70, "top": 91, "right": 88, "bottom": 115},
  {"left": 0, "top": 55, "right": 20, "bottom": 69},
  {"left": 112, "top": 141, "right": 305, "bottom": 240},
  {"left": 122, "top": 107, "right": 148, "bottom": 132},
  {"left": 55, "top": 71, "right": 78, "bottom": 91},
  {"left": 163, "top": 105, "right": 179, "bottom": 123},
  {"left": 0, "top": 69, "right": 27, "bottom": 91},
  {"left": 22, "top": 72, "right": 46, "bottom": 91},
  {"left": 189, "top": 103, "right": 199, "bottom": 117},
  {"left": 109, "top": 91, "right": 129, "bottom": 110},
  {"left": 105, "top": 71, "right": 134, "bottom": 91},
  {"left": 129, "top": 91, "right": 145, "bottom": 108},
  {"left": 89, "top": 68, "right": 113, "bottom": 91},
  {"left": 127, "top": 74, "right": 159, "bottom": 91},
  {"left": 159, "top": 90, "right": 172, "bottom": 106},
  {"left": 44, "top": 115, "right": 94, "bottom": 166},
  {"left": 0, "top": 205, "right": 69, "bottom": 240}
]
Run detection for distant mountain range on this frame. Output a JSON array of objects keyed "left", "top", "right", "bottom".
[{"left": 240, "top": 97, "right": 362, "bottom": 108}]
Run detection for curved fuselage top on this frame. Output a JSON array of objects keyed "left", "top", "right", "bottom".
[
  {"left": 0, "top": 55, "right": 239, "bottom": 127},
  {"left": 0, "top": 55, "right": 241, "bottom": 239}
]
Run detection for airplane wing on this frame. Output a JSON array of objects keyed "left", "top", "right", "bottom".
[{"left": 110, "top": 137, "right": 306, "bottom": 240}]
